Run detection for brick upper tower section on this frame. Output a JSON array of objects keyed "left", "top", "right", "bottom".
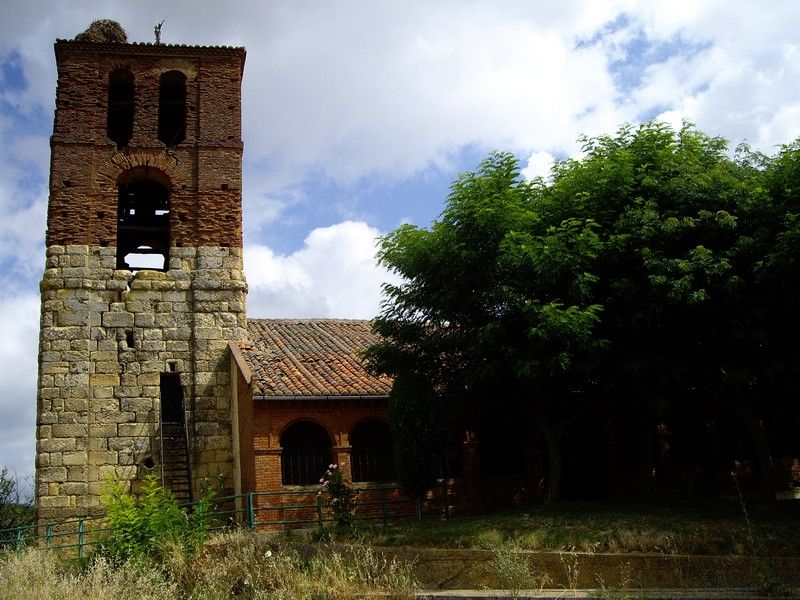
[{"left": 48, "top": 40, "right": 245, "bottom": 250}]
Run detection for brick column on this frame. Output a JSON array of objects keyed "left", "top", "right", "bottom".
[
  {"left": 255, "top": 449, "right": 282, "bottom": 493},
  {"left": 333, "top": 445, "right": 353, "bottom": 482},
  {"left": 463, "top": 429, "right": 482, "bottom": 493}
]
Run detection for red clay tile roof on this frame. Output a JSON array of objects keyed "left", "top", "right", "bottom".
[{"left": 239, "top": 319, "right": 392, "bottom": 398}]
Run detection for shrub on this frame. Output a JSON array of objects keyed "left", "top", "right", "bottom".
[
  {"left": 98, "top": 474, "right": 212, "bottom": 563},
  {"left": 0, "top": 467, "right": 33, "bottom": 532},
  {"left": 319, "top": 463, "right": 357, "bottom": 533}
]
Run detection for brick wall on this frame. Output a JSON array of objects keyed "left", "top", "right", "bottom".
[
  {"left": 47, "top": 41, "right": 244, "bottom": 248},
  {"left": 248, "top": 398, "right": 389, "bottom": 493}
]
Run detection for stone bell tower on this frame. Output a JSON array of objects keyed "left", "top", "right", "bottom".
[{"left": 35, "top": 22, "right": 247, "bottom": 522}]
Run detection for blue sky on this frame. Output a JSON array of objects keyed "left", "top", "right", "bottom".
[{"left": 1, "top": 0, "right": 799, "bottom": 487}]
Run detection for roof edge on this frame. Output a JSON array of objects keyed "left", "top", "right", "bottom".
[
  {"left": 55, "top": 39, "right": 245, "bottom": 52},
  {"left": 254, "top": 394, "right": 389, "bottom": 401},
  {"left": 229, "top": 341, "right": 252, "bottom": 385}
]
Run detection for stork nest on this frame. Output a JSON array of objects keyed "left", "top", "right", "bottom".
[{"left": 74, "top": 20, "right": 127, "bottom": 43}]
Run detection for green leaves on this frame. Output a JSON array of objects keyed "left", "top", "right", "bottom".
[
  {"left": 369, "top": 121, "right": 800, "bottom": 499},
  {"left": 99, "top": 475, "right": 213, "bottom": 564}
]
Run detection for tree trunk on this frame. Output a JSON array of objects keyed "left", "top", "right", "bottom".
[
  {"left": 722, "top": 399, "right": 775, "bottom": 503},
  {"left": 534, "top": 407, "right": 562, "bottom": 503}
]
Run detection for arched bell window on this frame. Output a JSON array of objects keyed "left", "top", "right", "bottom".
[
  {"left": 158, "top": 70, "right": 186, "bottom": 145},
  {"left": 107, "top": 68, "right": 134, "bottom": 148},
  {"left": 116, "top": 170, "right": 170, "bottom": 271}
]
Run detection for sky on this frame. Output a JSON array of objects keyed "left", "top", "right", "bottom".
[{"left": 0, "top": 0, "right": 799, "bottom": 489}]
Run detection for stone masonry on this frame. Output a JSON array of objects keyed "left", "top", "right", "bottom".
[{"left": 36, "top": 33, "right": 247, "bottom": 522}]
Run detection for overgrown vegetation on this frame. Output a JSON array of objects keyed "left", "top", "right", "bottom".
[
  {"left": 0, "top": 529, "right": 416, "bottom": 599},
  {"left": 97, "top": 475, "right": 212, "bottom": 563},
  {"left": 0, "top": 477, "right": 415, "bottom": 598},
  {"left": 318, "top": 463, "right": 357, "bottom": 534},
  {"left": 360, "top": 498, "right": 800, "bottom": 556}
]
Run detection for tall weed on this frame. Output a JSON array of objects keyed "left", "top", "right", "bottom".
[{"left": 97, "top": 475, "right": 212, "bottom": 563}]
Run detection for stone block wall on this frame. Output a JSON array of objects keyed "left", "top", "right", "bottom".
[{"left": 37, "top": 245, "right": 247, "bottom": 521}]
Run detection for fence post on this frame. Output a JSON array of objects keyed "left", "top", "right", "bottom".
[
  {"left": 77, "top": 519, "right": 84, "bottom": 560},
  {"left": 15, "top": 527, "right": 23, "bottom": 550},
  {"left": 246, "top": 492, "right": 255, "bottom": 529},
  {"left": 45, "top": 524, "right": 52, "bottom": 548},
  {"left": 380, "top": 486, "right": 388, "bottom": 527},
  {"left": 316, "top": 493, "right": 324, "bottom": 528},
  {"left": 442, "top": 480, "right": 449, "bottom": 520}
]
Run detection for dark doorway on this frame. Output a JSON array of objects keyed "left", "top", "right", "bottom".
[{"left": 160, "top": 373, "right": 184, "bottom": 424}]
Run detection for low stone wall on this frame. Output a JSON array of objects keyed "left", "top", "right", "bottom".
[{"left": 376, "top": 547, "right": 800, "bottom": 590}]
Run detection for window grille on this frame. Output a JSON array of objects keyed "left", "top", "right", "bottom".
[
  {"left": 351, "top": 419, "right": 394, "bottom": 482},
  {"left": 280, "top": 421, "right": 332, "bottom": 486}
]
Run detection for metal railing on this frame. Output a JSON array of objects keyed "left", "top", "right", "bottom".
[{"left": 0, "top": 483, "right": 453, "bottom": 559}]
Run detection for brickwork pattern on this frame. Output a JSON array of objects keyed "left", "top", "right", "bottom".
[
  {"left": 245, "top": 399, "right": 388, "bottom": 493},
  {"left": 47, "top": 41, "right": 244, "bottom": 249}
]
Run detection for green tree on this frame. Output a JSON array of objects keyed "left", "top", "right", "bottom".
[
  {"left": 368, "top": 122, "right": 800, "bottom": 502},
  {"left": 0, "top": 467, "right": 33, "bottom": 532},
  {"left": 367, "top": 152, "right": 606, "bottom": 502},
  {"left": 388, "top": 372, "right": 447, "bottom": 514}
]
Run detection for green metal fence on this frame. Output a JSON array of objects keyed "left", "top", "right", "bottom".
[{"left": 0, "top": 483, "right": 451, "bottom": 559}]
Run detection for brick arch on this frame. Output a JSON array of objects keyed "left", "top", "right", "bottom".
[
  {"left": 98, "top": 149, "right": 179, "bottom": 185},
  {"left": 278, "top": 417, "right": 336, "bottom": 446},
  {"left": 349, "top": 415, "right": 389, "bottom": 433},
  {"left": 152, "top": 60, "right": 198, "bottom": 80},
  {"left": 106, "top": 59, "right": 133, "bottom": 71},
  {"left": 280, "top": 419, "right": 334, "bottom": 486}
]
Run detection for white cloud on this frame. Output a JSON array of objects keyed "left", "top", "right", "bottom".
[
  {"left": 244, "top": 220, "right": 399, "bottom": 319},
  {"left": 522, "top": 151, "right": 555, "bottom": 182},
  {"left": 0, "top": 293, "right": 39, "bottom": 481},
  {"left": 3, "top": 1, "right": 800, "bottom": 230}
]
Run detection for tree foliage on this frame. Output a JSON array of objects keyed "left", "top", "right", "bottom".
[
  {"left": 367, "top": 122, "right": 800, "bottom": 501},
  {"left": 0, "top": 467, "right": 32, "bottom": 532},
  {"left": 388, "top": 372, "right": 447, "bottom": 509}
]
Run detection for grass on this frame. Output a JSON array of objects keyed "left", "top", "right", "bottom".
[
  {"left": 358, "top": 496, "right": 800, "bottom": 556},
  {"left": 0, "top": 529, "right": 417, "bottom": 600}
]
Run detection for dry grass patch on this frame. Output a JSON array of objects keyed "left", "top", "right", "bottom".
[{"left": 0, "top": 529, "right": 417, "bottom": 600}]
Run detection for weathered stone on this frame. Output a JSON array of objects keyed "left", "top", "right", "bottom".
[
  {"left": 102, "top": 312, "right": 134, "bottom": 328},
  {"left": 39, "top": 438, "right": 76, "bottom": 453},
  {"left": 38, "top": 466, "right": 68, "bottom": 482},
  {"left": 62, "top": 452, "right": 87, "bottom": 466},
  {"left": 90, "top": 373, "right": 119, "bottom": 387},
  {"left": 52, "top": 424, "right": 86, "bottom": 437}
]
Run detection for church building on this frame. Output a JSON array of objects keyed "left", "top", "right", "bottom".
[{"left": 34, "top": 22, "right": 400, "bottom": 522}]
